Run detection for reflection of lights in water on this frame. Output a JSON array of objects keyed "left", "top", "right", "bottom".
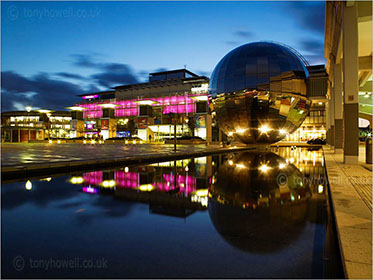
[
  {"left": 228, "top": 160, "right": 234, "bottom": 166},
  {"left": 70, "top": 177, "right": 84, "bottom": 184},
  {"left": 191, "top": 189, "right": 209, "bottom": 207},
  {"left": 25, "top": 180, "right": 32, "bottom": 190},
  {"left": 40, "top": 177, "right": 52, "bottom": 182},
  {"left": 138, "top": 184, "right": 154, "bottom": 192},
  {"left": 124, "top": 167, "right": 129, "bottom": 173},
  {"left": 318, "top": 184, "right": 324, "bottom": 194},
  {"left": 102, "top": 180, "right": 116, "bottom": 188},
  {"left": 279, "top": 163, "right": 286, "bottom": 169},
  {"left": 195, "top": 189, "right": 208, "bottom": 196},
  {"left": 82, "top": 186, "right": 98, "bottom": 194},
  {"left": 259, "top": 164, "right": 270, "bottom": 173},
  {"left": 259, "top": 125, "right": 271, "bottom": 134}
]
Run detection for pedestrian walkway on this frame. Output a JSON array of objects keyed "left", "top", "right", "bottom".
[{"left": 324, "top": 147, "right": 372, "bottom": 279}]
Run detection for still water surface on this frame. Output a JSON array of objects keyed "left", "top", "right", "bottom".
[{"left": 2, "top": 147, "right": 342, "bottom": 278}]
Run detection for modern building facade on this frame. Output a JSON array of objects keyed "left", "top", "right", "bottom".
[
  {"left": 1, "top": 110, "right": 72, "bottom": 142},
  {"left": 325, "top": 1, "right": 372, "bottom": 163},
  {"left": 288, "top": 65, "right": 328, "bottom": 141},
  {"left": 73, "top": 69, "right": 212, "bottom": 142}
]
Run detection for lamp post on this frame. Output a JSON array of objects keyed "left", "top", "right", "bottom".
[{"left": 26, "top": 106, "right": 32, "bottom": 142}]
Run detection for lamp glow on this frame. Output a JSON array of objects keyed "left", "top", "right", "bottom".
[
  {"left": 25, "top": 180, "right": 32, "bottom": 190},
  {"left": 259, "top": 164, "right": 270, "bottom": 173},
  {"left": 102, "top": 180, "right": 116, "bottom": 188},
  {"left": 279, "top": 129, "right": 287, "bottom": 135},
  {"left": 98, "top": 103, "right": 118, "bottom": 108},
  {"left": 133, "top": 100, "right": 158, "bottom": 105},
  {"left": 318, "top": 184, "right": 324, "bottom": 194},
  {"left": 38, "top": 109, "right": 52, "bottom": 113},
  {"left": 138, "top": 184, "right": 154, "bottom": 192},
  {"left": 191, "top": 95, "right": 208, "bottom": 101},
  {"left": 67, "top": 106, "right": 85, "bottom": 111},
  {"left": 259, "top": 125, "right": 271, "bottom": 134},
  {"left": 70, "top": 177, "right": 84, "bottom": 184},
  {"left": 279, "top": 163, "right": 286, "bottom": 169}
]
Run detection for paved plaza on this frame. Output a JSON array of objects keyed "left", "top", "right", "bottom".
[
  {"left": 324, "top": 146, "right": 372, "bottom": 279},
  {"left": 1, "top": 143, "right": 227, "bottom": 166}
]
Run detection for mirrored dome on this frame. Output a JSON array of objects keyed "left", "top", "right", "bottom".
[
  {"left": 209, "top": 41, "right": 309, "bottom": 96},
  {"left": 208, "top": 151, "right": 311, "bottom": 253},
  {"left": 209, "top": 42, "right": 311, "bottom": 144}
]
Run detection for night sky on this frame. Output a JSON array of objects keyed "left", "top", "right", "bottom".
[{"left": 1, "top": 1, "right": 326, "bottom": 111}]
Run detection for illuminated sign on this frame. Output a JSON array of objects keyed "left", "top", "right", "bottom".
[
  {"left": 195, "top": 115, "right": 206, "bottom": 128},
  {"left": 82, "top": 95, "right": 99, "bottom": 99},
  {"left": 101, "top": 119, "right": 109, "bottom": 130},
  {"left": 138, "top": 117, "right": 147, "bottom": 129}
]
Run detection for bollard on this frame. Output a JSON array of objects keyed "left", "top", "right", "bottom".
[{"left": 366, "top": 138, "right": 372, "bottom": 164}]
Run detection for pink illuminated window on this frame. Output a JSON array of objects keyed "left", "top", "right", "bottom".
[
  {"left": 82, "top": 171, "right": 103, "bottom": 185},
  {"left": 115, "top": 171, "right": 139, "bottom": 188}
]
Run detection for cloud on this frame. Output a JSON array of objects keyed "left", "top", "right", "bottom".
[
  {"left": 304, "top": 54, "right": 326, "bottom": 65},
  {"left": 1, "top": 71, "right": 83, "bottom": 111},
  {"left": 234, "top": 30, "right": 253, "bottom": 39},
  {"left": 55, "top": 72, "right": 86, "bottom": 80},
  {"left": 299, "top": 39, "right": 323, "bottom": 53},
  {"left": 286, "top": 2, "right": 325, "bottom": 34},
  {"left": 298, "top": 38, "right": 325, "bottom": 65},
  {"left": 71, "top": 54, "right": 139, "bottom": 87}
]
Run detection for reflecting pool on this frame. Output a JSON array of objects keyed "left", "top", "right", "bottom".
[{"left": 1, "top": 147, "right": 343, "bottom": 278}]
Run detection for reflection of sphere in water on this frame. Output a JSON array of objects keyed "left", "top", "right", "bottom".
[
  {"left": 208, "top": 151, "right": 310, "bottom": 253},
  {"left": 209, "top": 42, "right": 311, "bottom": 144}
]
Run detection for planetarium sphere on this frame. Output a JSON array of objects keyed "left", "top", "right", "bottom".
[{"left": 209, "top": 42, "right": 311, "bottom": 144}]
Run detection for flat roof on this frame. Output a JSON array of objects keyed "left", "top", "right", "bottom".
[
  {"left": 149, "top": 68, "right": 199, "bottom": 77},
  {"left": 78, "top": 90, "right": 115, "bottom": 97}
]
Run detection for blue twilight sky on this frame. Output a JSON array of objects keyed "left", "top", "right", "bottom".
[{"left": 1, "top": 1, "right": 326, "bottom": 111}]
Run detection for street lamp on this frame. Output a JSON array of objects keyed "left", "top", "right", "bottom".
[{"left": 26, "top": 106, "right": 32, "bottom": 142}]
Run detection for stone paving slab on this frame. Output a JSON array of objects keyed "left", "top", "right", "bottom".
[
  {"left": 324, "top": 148, "right": 372, "bottom": 279},
  {"left": 1, "top": 143, "right": 253, "bottom": 181}
]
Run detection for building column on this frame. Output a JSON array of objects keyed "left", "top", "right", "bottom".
[
  {"left": 342, "top": 3, "right": 359, "bottom": 164},
  {"left": 334, "top": 63, "right": 344, "bottom": 153},
  {"left": 326, "top": 84, "right": 336, "bottom": 147}
]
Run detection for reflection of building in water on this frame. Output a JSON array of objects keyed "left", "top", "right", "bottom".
[{"left": 69, "top": 157, "right": 214, "bottom": 217}]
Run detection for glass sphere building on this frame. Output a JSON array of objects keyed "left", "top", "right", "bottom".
[{"left": 209, "top": 41, "right": 312, "bottom": 144}]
